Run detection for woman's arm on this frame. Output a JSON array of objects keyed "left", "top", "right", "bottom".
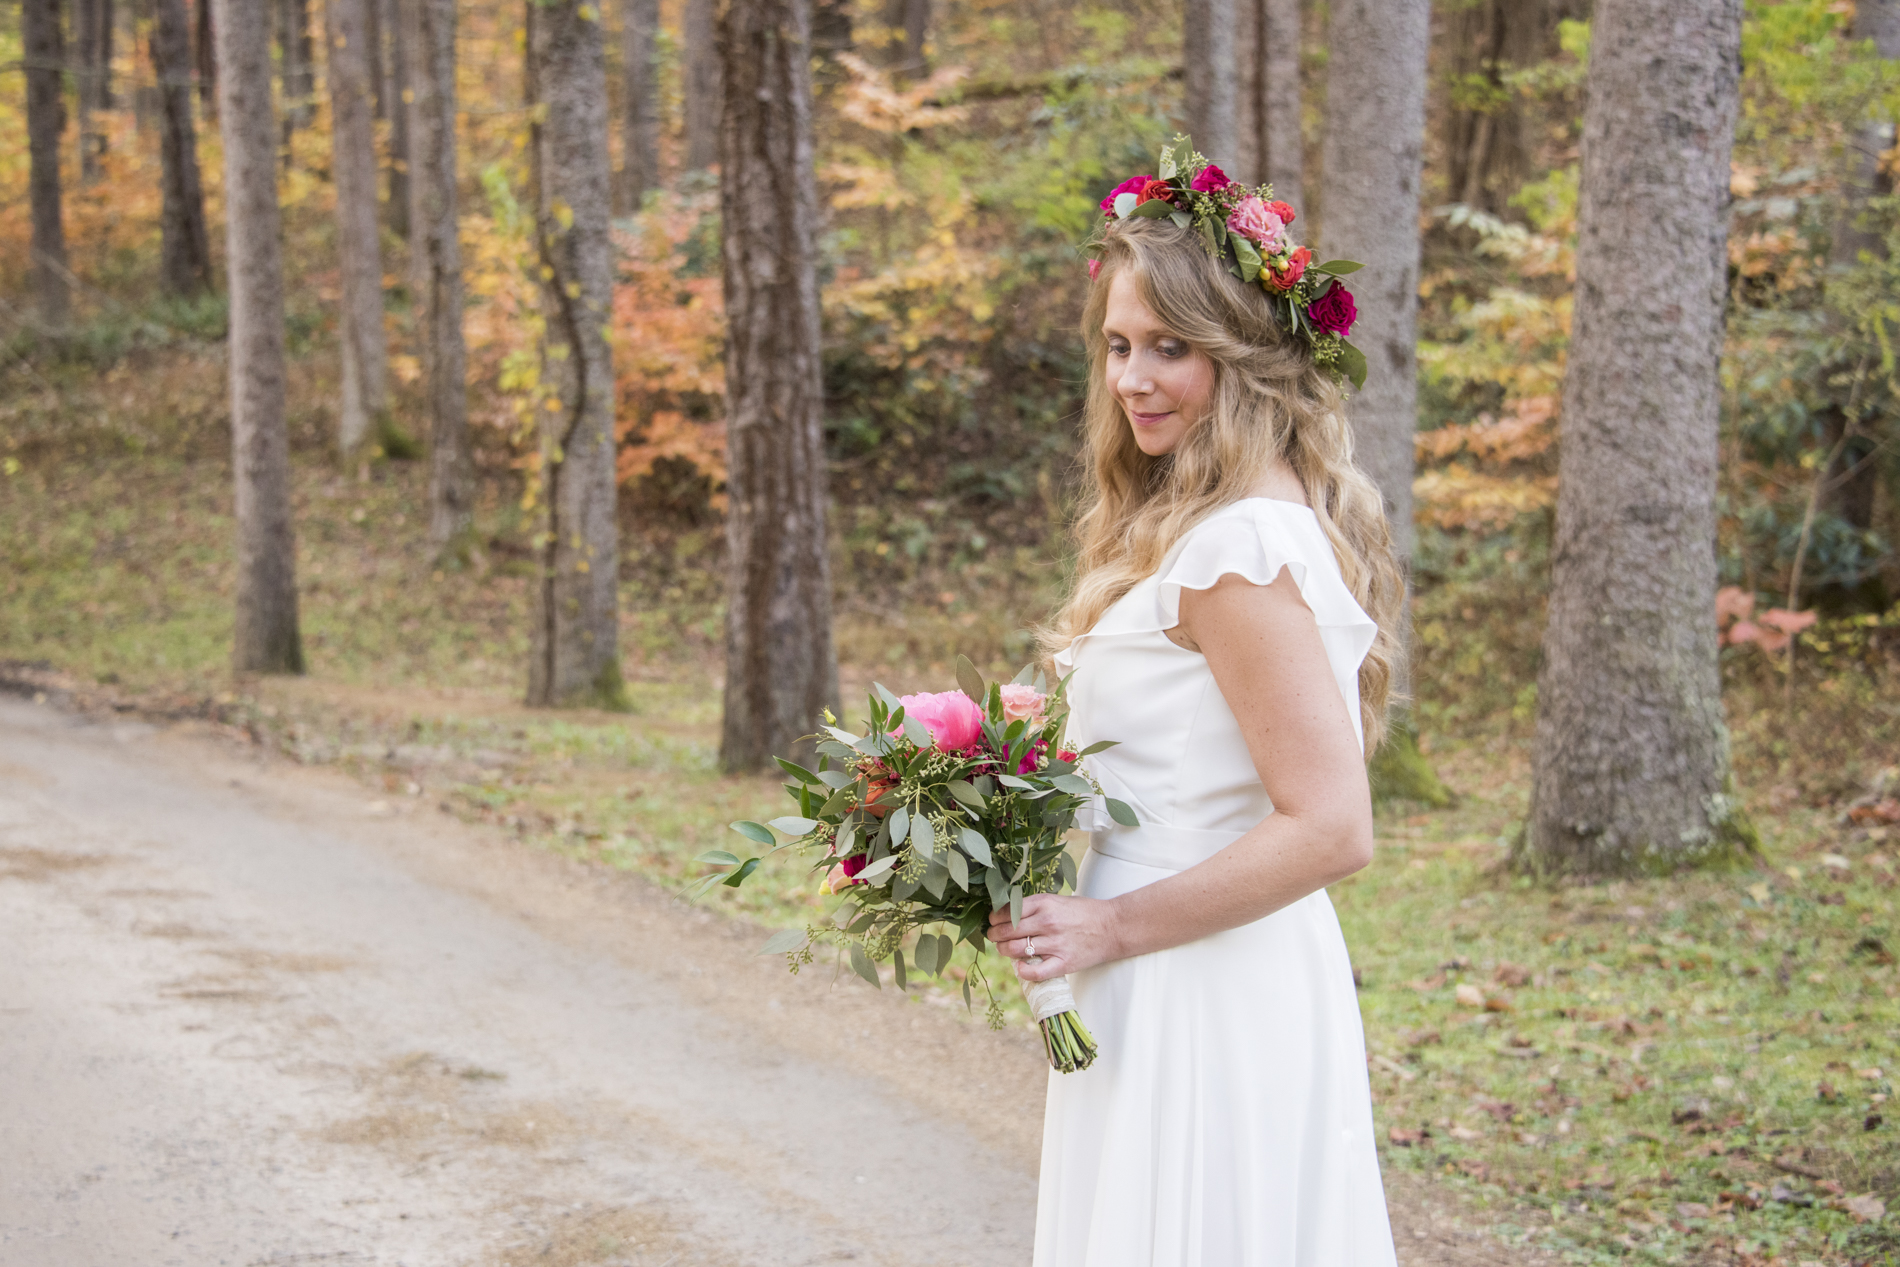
[{"left": 988, "top": 567, "right": 1375, "bottom": 981}]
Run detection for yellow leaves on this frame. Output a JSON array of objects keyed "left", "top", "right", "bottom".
[
  {"left": 552, "top": 200, "right": 575, "bottom": 231},
  {"left": 832, "top": 52, "right": 971, "bottom": 134},
  {"left": 1413, "top": 466, "right": 1557, "bottom": 532},
  {"left": 1730, "top": 227, "right": 1816, "bottom": 290},
  {"left": 1416, "top": 396, "right": 1558, "bottom": 464},
  {"left": 577, "top": 3, "right": 599, "bottom": 20},
  {"left": 388, "top": 354, "right": 422, "bottom": 385}
]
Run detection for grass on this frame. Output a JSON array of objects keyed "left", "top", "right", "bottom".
[{"left": 9, "top": 415, "right": 1900, "bottom": 1265}]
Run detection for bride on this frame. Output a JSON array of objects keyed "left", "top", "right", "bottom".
[{"left": 988, "top": 149, "right": 1403, "bottom": 1265}]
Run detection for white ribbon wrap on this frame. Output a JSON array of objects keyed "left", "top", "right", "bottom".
[{"left": 1023, "top": 964, "right": 1077, "bottom": 1023}]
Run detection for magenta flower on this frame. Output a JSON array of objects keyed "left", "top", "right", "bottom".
[
  {"left": 1100, "top": 174, "right": 1153, "bottom": 215},
  {"left": 1307, "top": 280, "right": 1358, "bottom": 336},
  {"left": 899, "top": 690, "right": 983, "bottom": 752},
  {"left": 1190, "top": 163, "right": 1234, "bottom": 193}
]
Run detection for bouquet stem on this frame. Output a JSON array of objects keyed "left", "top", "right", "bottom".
[{"left": 1023, "top": 967, "right": 1098, "bottom": 1073}]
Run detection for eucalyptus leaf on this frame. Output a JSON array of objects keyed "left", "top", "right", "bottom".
[
  {"left": 760, "top": 928, "right": 808, "bottom": 955},
  {"left": 890, "top": 805, "right": 910, "bottom": 844},
  {"left": 816, "top": 768, "right": 855, "bottom": 789},
  {"left": 767, "top": 816, "right": 818, "bottom": 837},
  {"left": 1112, "top": 190, "right": 1137, "bottom": 218},
  {"left": 892, "top": 873, "right": 920, "bottom": 902},
  {"left": 922, "top": 859, "right": 949, "bottom": 900},
  {"left": 1335, "top": 339, "right": 1368, "bottom": 390},
  {"left": 1076, "top": 740, "right": 1119, "bottom": 756},
  {"left": 963, "top": 975, "right": 973, "bottom": 1011},
  {"left": 1105, "top": 797, "right": 1140, "bottom": 827},
  {"left": 694, "top": 849, "right": 740, "bottom": 867},
  {"left": 729, "top": 820, "right": 776, "bottom": 846},
  {"left": 910, "top": 811, "right": 938, "bottom": 857},
  {"left": 1058, "top": 851, "right": 1078, "bottom": 891},
  {"left": 775, "top": 757, "right": 819, "bottom": 784},
  {"left": 947, "top": 779, "right": 985, "bottom": 811},
  {"left": 985, "top": 865, "right": 1009, "bottom": 911},
  {"left": 857, "top": 854, "right": 899, "bottom": 880},
  {"left": 1051, "top": 773, "right": 1094, "bottom": 797},
  {"left": 1314, "top": 259, "right": 1364, "bottom": 274},
  {"left": 958, "top": 827, "right": 994, "bottom": 866},
  {"left": 1012, "top": 663, "right": 1037, "bottom": 685},
  {"left": 955, "top": 654, "right": 987, "bottom": 704},
  {"left": 722, "top": 857, "right": 762, "bottom": 887},
  {"left": 892, "top": 947, "right": 908, "bottom": 991},
  {"left": 1009, "top": 883, "right": 1024, "bottom": 929},
  {"left": 819, "top": 788, "right": 853, "bottom": 819},
  {"left": 946, "top": 848, "right": 970, "bottom": 891},
  {"left": 997, "top": 774, "right": 1035, "bottom": 791},
  {"left": 835, "top": 822, "right": 859, "bottom": 857},
  {"left": 1130, "top": 199, "right": 1175, "bottom": 220},
  {"left": 872, "top": 682, "right": 904, "bottom": 711},
  {"left": 815, "top": 739, "right": 856, "bottom": 761},
  {"left": 849, "top": 943, "right": 881, "bottom": 988},
  {"left": 1170, "top": 210, "right": 1192, "bottom": 228}
]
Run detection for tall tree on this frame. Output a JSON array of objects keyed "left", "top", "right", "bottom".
[
  {"left": 717, "top": 0, "right": 838, "bottom": 770},
  {"left": 525, "top": 0, "right": 622, "bottom": 707},
  {"left": 1319, "top": 0, "right": 1428, "bottom": 563},
  {"left": 214, "top": 0, "right": 305, "bottom": 674},
  {"left": 617, "top": 0, "right": 660, "bottom": 212},
  {"left": 1183, "top": 0, "right": 1236, "bottom": 163},
  {"left": 1253, "top": 0, "right": 1302, "bottom": 209},
  {"left": 323, "top": 0, "right": 388, "bottom": 456},
  {"left": 683, "top": 0, "right": 720, "bottom": 171},
  {"left": 364, "top": 0, "right": 386, "bottom": 118},
  {"left": 153, "top": 0, "right": 213, "bottom": 295},
  {"left": 1439, "top": 0, "right": 1586, "bottom": 217},
  {"left": 194, "top": 0, "right": 216, "bottom": 117},
  {"left": 880, "top": 0, "right": 927, "bottom": 75},
  {"left": 384, "top": 0, "right": 412, "bottom": 237},
  {"left": 74, "top": 0, "right": 112, "bottom": 183},
  {"left": 415, "top": 0, "right": 470, "bottom": 544},
  {"left": 1523, "top": 0, "right": 1746, "bottom": 875},
  {"left": 278, "top": 0, "right": 316, "bottom": 144},
  {"left": 23, "top": 0, "right": 69, "bottom": 328}
]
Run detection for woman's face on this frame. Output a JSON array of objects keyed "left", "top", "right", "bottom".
[{"left": 1102, "top": 270, "right": 1215, "bottom": 458}]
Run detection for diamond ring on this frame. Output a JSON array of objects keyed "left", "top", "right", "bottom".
[{"left": 1026, "top": 937, "right": 1037, "bottom": 959}]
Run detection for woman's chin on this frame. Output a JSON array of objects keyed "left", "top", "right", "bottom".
[{"left": 1131, "top": 428, "right": 1181, "bottom": 458}]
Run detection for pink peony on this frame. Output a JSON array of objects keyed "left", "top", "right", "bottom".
[
  {"left": 1100, "top": 174, "right": 1152, "bottom": 215},
  {"left": 998, "top": 683, "right": 1047, "bottom": 725},
  {"left": 1225, "top": 196, "right": 1287, "bottom": 252},
  {"left": 899, "top": 690, "right": 983, "bottom": 752},
  {"left": 1190, "top": 163, "right": 1234, "bottom": 192}
]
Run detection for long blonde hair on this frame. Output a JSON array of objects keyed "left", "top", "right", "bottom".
[{"left": 1048, "top": 217, "right": 1404, "bottom": 750}]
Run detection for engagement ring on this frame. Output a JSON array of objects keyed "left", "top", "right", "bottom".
[{"left": 1026, "top": 937, "right": 1037, "bottom": 958}]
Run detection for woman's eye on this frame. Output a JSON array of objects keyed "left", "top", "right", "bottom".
[
  {"left": 1107, "top": 342, "right": 1129, "bottom": 356},
  {"left": 1157, "top": 341, "right": 1185, "bottom": 358}
]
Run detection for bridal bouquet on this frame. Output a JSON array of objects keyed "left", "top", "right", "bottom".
[{"left": 694, "top": 656, "right": 1137, "bottom": 1073}]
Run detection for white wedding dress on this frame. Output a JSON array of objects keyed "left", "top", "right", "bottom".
[{"left": 1040, "top": 497, "right": 1397, "bottom": 1266}]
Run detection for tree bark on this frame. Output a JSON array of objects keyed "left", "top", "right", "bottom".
[
  {"left": 878, "top": 0, "right": 927, "bottom": 75},
  {"left": 1318, "top": 0, "right": 1428, "bottom": 565},
  {"left": 1182, "top": 0, "right": 1236, "bottom": 164},
  {"left": 683, "top": 0, "right": 720, "bottom": 171},
  {"left": 323, "top": 0, "right": 387, "bottom": 457},
  {"left": 384, "top": 0, "right": 412, "bottom": 238},
  {"left": 525, "top": 0, "right": 622, "bottom": 708},
  {"left": 415, "top": 0, "right": 470, "bottom": 545},
  {"left": 1523, "top": 0, "right": 1745, "bottom": 876},
  {"left": 194, "top": 0, "right": 216, "bottom": 117},
  {"left": 717, "top": 0, "right": 839, "bottom": 771},
  {"left": 1437, "top": 0, "right": 1584, "bottom": 218},
  {"left": 153, "top": 0, "right": 213, "bottom": 296},
  {"left": 616, "top": 0, "right": 659, "bottom": 213},
  {"left": 1254, "top": 0, "right": 1302, "bottom": 210},
  {"left": 363, "top": 0, "right": 385, "bottom": 118},
  {"left": 278, "top": 0, "right": 316, "bottom": 145},
  {"left": 75, "top": 0, "right": 108, "bottom": 182},
  {"left": 24, "top": 0, "right": 70, "bottom": 328},
  {"left": 215, "top": 0, "right": 305, "bottom": 674}
]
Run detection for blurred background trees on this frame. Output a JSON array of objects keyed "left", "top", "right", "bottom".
[{"left": 5, "top": 0, "right": 1900, "bottom": 862}]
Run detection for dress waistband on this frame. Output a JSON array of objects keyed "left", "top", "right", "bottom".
[{"left": 1088, "top": 821, "right": 1250, "bottom": 873}]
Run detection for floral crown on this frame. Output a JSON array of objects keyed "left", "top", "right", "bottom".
[{"left": 1082, "top": 136, "right": 1368, "bottom": 390}]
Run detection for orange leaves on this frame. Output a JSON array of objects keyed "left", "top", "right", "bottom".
[
  {"left": 831, "top": 53, "right": 971, "bottom": 135},
  {"left": 1415, "top": 396, "right": 1559, "bottom": 464},
  {"left": 1715, "top": 586, "right": 1817, "bottom": 653},
  {"left": 1413, "top": 396, "right": 1560, "bottom": 531}
]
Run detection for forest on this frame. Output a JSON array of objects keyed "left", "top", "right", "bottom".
[{"left": 7, "top": 0, "right": 1900, "bottom": 1262}]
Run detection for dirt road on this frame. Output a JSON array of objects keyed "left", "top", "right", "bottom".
[{"left": 0, "top": 694, "right": 1541, "bottom": 1266}]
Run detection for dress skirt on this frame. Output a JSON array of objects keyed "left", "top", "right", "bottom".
[{"left": 1032, "top": 845, "right": 1397, "bottom": 1267}]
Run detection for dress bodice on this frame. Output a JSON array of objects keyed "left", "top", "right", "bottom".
[{"left": 1054, "top": 498, "right": 1378, "bottom": 866}]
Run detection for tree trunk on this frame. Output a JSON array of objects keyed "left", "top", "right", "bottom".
[
  {"left": 364, "top": 0, "right": 385, "bottom": 118},
  {"left": 1437, "top": 0, "right": 1584, "bottom": 218},
  {"left": 214, "top": 0, "right": 305, "bottom": 674},
  {"left": 324, "top": 0, "right": 387, "bottom": 457},
  {"left": 1318, "top": 0, "right": 1428, "bottom": 564},
  {"left": 717, "top": 0, "right": 839, "bottom": 771},
  {"left": 416, "top": 0, "right": 470, "bottom": 545},
  {"left": 278, "top": 0, "right": 316, "bottom": 146},
  {"left": 384, "top": 0, "right": 412, "bottom": 238},
  {"left": 1523, "top": 0, "right": 1745, "bottom": 876},
  {"left": 1182, "top": 0, "right": 1236, "bottom": 163},
  {"left": 153, "top": 0, "right": 213, "bottom": 296},
  {"left": 616, "top": 0, "right": 659, "bottom": 213},
  {"left": 194, "top": 0, "right": 216, "bottom": 117},
  {"left": 525, "top": 0, "right": 622, "bottom": 708},
  {"left": 75, "top": 0, "right": 106, "bottom": 182},
  {"left": 683, "top": 0, "right": 720, "bottom": 171},
  {"left": 24, "top": 0, "right": 69, "bottom": 328},
  {"left": 878, "top": 0, "right": 927, "bottom": 75},
  {"left": 1253, "top": 0, "right": 1302, "bottom": 209}
]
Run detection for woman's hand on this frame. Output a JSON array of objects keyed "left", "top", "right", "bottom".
[{"left": 987, "top": 893, "right": 1124, "bottom": 982}]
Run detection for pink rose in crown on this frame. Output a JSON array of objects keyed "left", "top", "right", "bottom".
[
  {"left": 899, "top": 690, "right": 983, "bottom": 752},
  {"left": 998, "top": 683, "right": 1047, "bottom": 724},
  {"left": 1190, "top": 163, "right": 1234, "bottom": 192},
  {"left": 1307, "top": 280, "right": 1358, "bottom": 336},
  {"left": 1225, "top": 196, "right": 1287, "bottom": 252},
  {"left": 1100, "top": 174, "right": 1152, "bottom": 215}
]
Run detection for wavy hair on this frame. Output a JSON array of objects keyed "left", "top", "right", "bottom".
[{"left": 1047, "top": 217, "right": 1404, "bottom": 749}]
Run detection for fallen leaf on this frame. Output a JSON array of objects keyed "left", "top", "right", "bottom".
[
  {"left": 1493, "top": 961, "right": 1532, "bottom": 987},
  {"left": 1822, "top": 853, "right": 1852, "bottom": 871},
  {"left": 1747, "top": 882, "right": 1772, "bottom": 904},
  {"left": 1388, "top": 1126, "right": 1427, "bottom": 1147},
  {"left": 1858, "top": 1067, "right": 1884, "bottom": 1080},
  {"left": 1844, "top": 1193, "right": 1886, "bottom": 1222},
  {"left": 1455, "top": 983, "right": 1486, "bottom": 1008},
  {"left": 1409, "top": 971, "right": 1447, "bottom": 991},
  {"left": 1447, "top": 1123, "right": 1484, "bottom": 1141},
  {"left": 1675, "top": 1202, "right": 1712, "bottom": 1219}
]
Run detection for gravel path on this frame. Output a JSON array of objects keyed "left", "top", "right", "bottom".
[{"left": 0, "top": 694, "right": 1548, "bottom": 1266}]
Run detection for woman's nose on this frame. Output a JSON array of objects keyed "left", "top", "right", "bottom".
[{"left": 1117, "top": 357, "right": 1151, "bottom": 399}]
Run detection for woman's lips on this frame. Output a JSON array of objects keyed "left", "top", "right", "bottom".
[{"left": 1129, "top": 409, "right": 1172, "bottom": 427}]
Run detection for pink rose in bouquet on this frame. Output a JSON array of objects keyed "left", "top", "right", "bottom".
[
  {"left": 1225, "top": 196, "right": 1287, "bottom": 252},
  {"left": 899, "top": 690, "right": 983, "bottom": 751},
  {"left": 998, "top": 683, "right": 1047, "bottom": 724}
]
